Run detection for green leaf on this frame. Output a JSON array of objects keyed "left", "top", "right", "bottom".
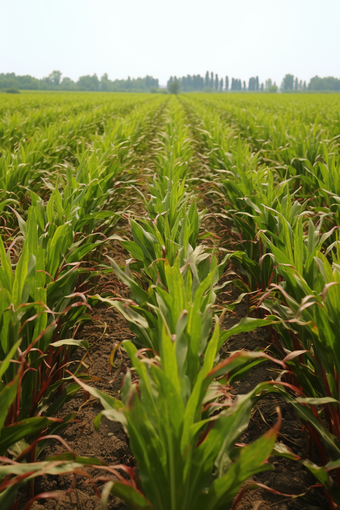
[
  {"left": 0, "top": 417, "right": 55, "bottom": 455},
  {"left": 0, "top": 340, "right": 20, "bottom": 384},
  {"left": 219, "top": 316, "right": 278, "bottom": 349},
  {"left": 0, "top": 375, "right": 20, "bottom": 433},
  {"left": 92, "top": 294, "right": 148, "bottom": 329},
  {"left": 0, "top": 236, "right": 13, "bottom": 293},
  {"left": 197, "top": 419, "right": 278, "bottom": 510},
  {"left": 104, "top": 481, "right": 152, "bottom": 510}
]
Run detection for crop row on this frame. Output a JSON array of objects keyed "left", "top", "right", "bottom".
[
  {"left": 0, "top": 93, "right": 169, "bottom": 508},
  {"left": 80, "top": 99, "right": 290, "bottom": 510},
  {"left": 181, "top": 93, "right": 340, "bottom": 507}
]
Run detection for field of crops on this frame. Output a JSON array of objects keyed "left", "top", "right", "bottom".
[{"left": 1, "top": 91, "right": 340, "bottom": 510}]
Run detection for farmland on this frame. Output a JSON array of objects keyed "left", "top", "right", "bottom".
[{"left": 1, "top": 91, "right": 340, "bottom": 510}]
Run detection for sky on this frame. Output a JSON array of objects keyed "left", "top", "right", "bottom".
[{"left": 1, "top": 0, "right": 339, "bottom": 87}]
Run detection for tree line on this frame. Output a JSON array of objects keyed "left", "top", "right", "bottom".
[
  {"left": 0, "top": 71, "right": 159, "bottom": 92},
  {"left": 167, "top": 73, "right": 278, "bottom": 92},
  {"left": 1, "top": 70, "right": 339, "bottom": 93},
  {"left": 168, "top": 72, "right": 340, "bottom": 93}
]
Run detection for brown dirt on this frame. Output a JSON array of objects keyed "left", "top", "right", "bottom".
[{"left": 23, "top": 249, "right": 133, "bottom": 509}]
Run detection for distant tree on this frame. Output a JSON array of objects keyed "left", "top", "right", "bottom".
[
  {"left": 260, "top": 83, "right": 264, "bottom": 91},
  {"left": 294, "top": 77, "right": 298, "bottom": 90},
  {"left": 269, "top": 83, "right": 278, "bottom": 93},
  {"left": 231, "top": 78, "right": 242, "bottom": 91},
  {"left": 174, "top": 74, "right": 206, "bottom": 92},
  {"left": 225, "top": 76, "right": 229, "bottom": 91},
  {"left": 299, "top": 79, "right": 302, "bottom": 90},
  {"left": 126, "top": 76, "right": 132, "bottom": 89},
  {"left": 215, "top": 73, "right": 219, "bottom": 90},
  {"left": 265, "top": 78, "right": 272, "bottom": 91},
  {"left": 255, "top": 76, "right": 259, "bottom": 91},
  {"left": 146, "top": 75, "right": 158, "bottom": 89},
  {"left": 0, "top": 71, "right": 159, "bottom": 92},
  {"left": 303, "top": 80, "right": 307, "bottom": 90},
  {"left": 210, "top": 72, "right": 214, "bottom": 89},
  {"left": 220, "top": 77, "right": 223, "bottom": 90},
  {"left": 47, "top": 70, "right": 62, "bottom": 86},
  {"left": 168, "top": 77, "right": 180, "bottom": 94},
  {"left": 281, "top": 74, "right": 294, "bottom": 90},
  {"left": 194, "top": 74, "right": 204, "bottom": 90},
  {"left": 77, "top": 74, "right": 100, "bottom": 91},
  {"left": 192, "top": 75, "right": 196, "bottom": 90},
  {"left": 308, "top": 76, "right": 340, "bottom": 91},
  {"left": 100, "top": 73, "right": 110, "bottom": 91},
  {"left": 205, "top": 71, "right": 209, "bottom": 88},
  {"left": 193, "top": 74, "right": 202, "bottom": 90},
  {"left": 60, "top": 77, "right": 75, "bottom": 90},
  {"left": 243, "top": 80, "right": 246, "bottom": 90},
  {"left": 248, "top": 77, "right": 255, "bottom": 91}
]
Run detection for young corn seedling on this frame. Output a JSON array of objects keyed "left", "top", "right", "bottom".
[
  {"left": 77, "top": 318, "right": 284, "bottom": 510},
  {"left": 98, "top": 250, "right": 222, "bottom": 387},
  {"left": 118, "top": 197, "right": 201, "bottom": 288},
  {"left": 0, "top": 204, "right": 100, "bottom": 424},
  {"left": 258, "top": 254, "right": 340, "bottom": 507},
  {"left": 0, "top": 349, "right": 111, "bottom": 509}
]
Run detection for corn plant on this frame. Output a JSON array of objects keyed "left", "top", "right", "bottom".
[
  {"left": 98, "top": 249, "right": 223, "bottom": 387},
  {"left": 259, "top": 248, "right": 340, "bottom": 452},
  {"left": 0, "top": 177, "right": 121, "bottom": 426},
  {"left": 0, "top": 351, "right": 107, "bottom": 510},
  {"left": 76, "top": 317, "right": 284, "bottom": 510},
  {"left": 182, "top": 93, "right": 340, "bottom": 504}
]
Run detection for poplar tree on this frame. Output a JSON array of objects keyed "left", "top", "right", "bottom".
[
  {"left": 281, "top": 74, "right": 294, "bottom": 90},
  {"left": 225, "top": 76, "right": 229, "bottom": 91},
  {"left": 249, "top": 77, "right": 256, "bottom": 91}
]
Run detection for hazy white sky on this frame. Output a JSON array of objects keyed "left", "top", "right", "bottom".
[{"left": 1, "top": 0, "right": 339, "bottom": 86}]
